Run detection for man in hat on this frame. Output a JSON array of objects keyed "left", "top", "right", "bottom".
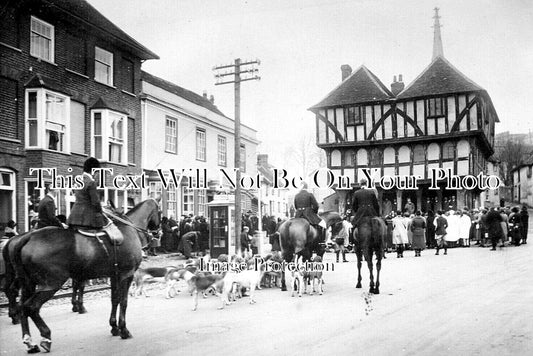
[
  {"left": 294, "top": 181, "right": 326, "bottom": 237},
  {"left": 37, "top": 185, "right": 64, "bottom": 228},
  {"left": 351, "top": 179, "right": 380, "bottom": 232}
]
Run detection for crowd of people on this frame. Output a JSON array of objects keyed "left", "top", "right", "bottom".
[{"left": 383, "top": 205, "right": 529, "bottom": 257}]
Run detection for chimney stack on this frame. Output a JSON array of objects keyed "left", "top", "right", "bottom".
[
  {"left": 341, "top": 64, "right": 352, "bottom": 81},
  {"left": 391, "top": 74, "right": 405, "bottom": 96},
  {"left": 209, "top": 95, "right": 214, "bottom": 104}
]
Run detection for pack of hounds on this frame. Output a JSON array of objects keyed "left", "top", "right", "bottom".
[{"left": 130, "top": 252, "right": 325, "bottom": 311}]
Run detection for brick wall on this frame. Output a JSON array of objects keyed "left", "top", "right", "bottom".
[{"left": 0, "top": 1, "right": 151, "bottom": 228}]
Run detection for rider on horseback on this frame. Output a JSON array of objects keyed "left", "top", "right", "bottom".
[
  {"left": 67, "top": 157, "right": 122, "bottom": 242},
  {"left": 293, "top": 181, "right": 327, "bottom": 242},
  {"left": 68, "top": 157, "right": 106, "bottom": 229},
  {"left": 351, "top": 179, "right": 381, "bottom": 235}
]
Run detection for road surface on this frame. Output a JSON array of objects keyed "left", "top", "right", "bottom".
[{"left": 1, "top": 244, "right": 532, "bottom": 355}]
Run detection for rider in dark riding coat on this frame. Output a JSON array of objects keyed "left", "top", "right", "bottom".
[
  {"left": 351, "top": 179, "right": 381, "bottom": 231},
  {"left": 294, "top": 181, "right": 326, "bottom": 240}
]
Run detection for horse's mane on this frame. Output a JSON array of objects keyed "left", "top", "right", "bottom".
[{"left": 126, "top": 199, "right": 157, "bottom": 216}]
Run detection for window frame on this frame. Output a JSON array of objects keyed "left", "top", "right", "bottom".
[
  {"left": 345, "top": 105, "right": 365, "bottom": 125},
  {"left": 217, "top": 135, "right": 227, "bottom": 167},
  {"left": 196, "top": 128, "right": 206, "bottom": 161},
  {"left": 94, "top": 46, "right": 114, "bottom": 86},
  {"left": 25, "top": 88, "right": 70, "bottom": 153},
  {"left": 427, "top": 97, "right": 445, "bottom": 118},
  {"left": 30, "top": 16, "right": 55, "bottom": 63},
  {"left": 165, "top": 117, "right": 178, "bottom": 154},
  {"left": 90, "top": 109, "right": 128, "bottom": 164}
]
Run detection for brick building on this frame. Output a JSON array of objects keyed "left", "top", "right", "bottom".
[{"left": 0, "top": 0, "right": 158, "bottom": 231}]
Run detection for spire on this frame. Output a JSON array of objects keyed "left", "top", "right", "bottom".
[{"left": 432, "top": 7, "right": 444, "bottom": 60}]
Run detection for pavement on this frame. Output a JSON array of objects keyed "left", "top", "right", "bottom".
[{"left": 1, "top": 241, "right": 532, "bottom": 355}]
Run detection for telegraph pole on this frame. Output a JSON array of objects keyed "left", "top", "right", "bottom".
[{"left": 213, "top": 58, "right": 260, "bottom": 255}]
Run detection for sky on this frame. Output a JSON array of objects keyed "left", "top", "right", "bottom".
[{"left": 88, "top": 0, "right": 533, "bottom": 168}]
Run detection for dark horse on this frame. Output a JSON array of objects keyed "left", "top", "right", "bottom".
[
  {"left": 278, "top": 211, "right": 343, "bottom": 291},
  {"left": 354, "top": 216, "right": 386, "bottom": 294},
  {"left": 6, "top": 199, "right": 160, "bottom": 353}
]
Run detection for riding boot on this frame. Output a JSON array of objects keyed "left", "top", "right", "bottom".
[
  {"left": 435, "top": 247, "right": 439, "bottom": 255},
  {"left": 443, "top": 248, "right": 447, "bottom": 255},
  {"left": 335, "top": 251, "right": 340, "bottom": 263},
  {"left": 342, "top": 250, "right": 347, "bottom": 262}
]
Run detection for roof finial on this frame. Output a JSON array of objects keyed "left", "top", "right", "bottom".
[{"left": 432, "top": 7, "right": 444, "bottom": 60}]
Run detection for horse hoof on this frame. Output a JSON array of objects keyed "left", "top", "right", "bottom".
[
  {"left": 120, "top": 329, "right": 132, "bottom": 339},
  {"left": 27, "top": 345, "right": 40, "bottom": 354},
  {"left": 11, "top": 317, "right": 20, "bottom": 325},
  {"left": 372, "top": 288, "right": 380, "bottom": 295},
  {"left": 356, "top": 284, "right": 362, "bottom": 289},
  {"left": 111, "top": 327, "right": 120, "bottom": 336},
  {"left": 72, "top": 305, "right": 78, "bottom": 313},
  {"left": 281, "top": 287, "right": 287, "bottom": 292},
  {"left": 40, "top": 340, "right": 51, "bottom": 353},
  {"left": 78, "top": 306, "right": 87, "bottom": 314}
]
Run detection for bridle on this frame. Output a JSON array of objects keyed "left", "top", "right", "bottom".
[{"left": 103, "top": 209, "right": 162, "bottom": 250}]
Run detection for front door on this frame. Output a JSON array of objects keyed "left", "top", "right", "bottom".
[{"left": 210, "top": 206, "right": 228, "bottom": 258}]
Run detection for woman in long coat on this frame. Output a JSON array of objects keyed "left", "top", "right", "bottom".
[
  {"left": 426, "top": 210, "right": 436, "bottom": 248},
  {"left": 410, "top": 211, "right": 426, "bottom": 257},
  {"left": 392, "top": 211, "right": 409, "bottom": 258}
]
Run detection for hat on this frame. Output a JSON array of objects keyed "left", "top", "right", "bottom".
[{"left": 7, "top": 220, "right": 17, "bottom": 228}]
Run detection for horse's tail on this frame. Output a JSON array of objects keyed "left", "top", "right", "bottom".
[{"left": 13, "top": 232, "right": 33, "bottom": 281}]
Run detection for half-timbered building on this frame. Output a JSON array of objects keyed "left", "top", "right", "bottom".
[{"left": 309, "top": 9, "right": 499, "bottom": 214}]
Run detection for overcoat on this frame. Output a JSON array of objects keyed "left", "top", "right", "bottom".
[
  {"left": 410, "top": 216, "right": 426, "bottom": 249},
  {"left": 293, "top": 189, "right": 321, "bottom": 225},
  {"left": 351, "top": 188, "right": 380, "bottom": 225},
  {"left": 67, "top": 174, "right": 106, "bottom": 228}
]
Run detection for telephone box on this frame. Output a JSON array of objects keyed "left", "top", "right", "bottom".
[{"left": 207, "top": 195, "right": 236, "bottom": 258}]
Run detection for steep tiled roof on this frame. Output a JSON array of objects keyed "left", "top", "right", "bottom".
[
  {"left": 141, "top": 71, "right": 227, "bottom": 117},
  {"left": 397, "top": 56, "right": 483, "bottom": 99},
  {"left": 44, "top": 0, "right": 158, "bottom": 60},
  {"left": 310, "top": 65, "right": 394, "bottom": 109}
]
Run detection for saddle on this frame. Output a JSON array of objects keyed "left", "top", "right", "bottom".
[{"left": 77, "top": 221, "right": 124, "bottom": 245}]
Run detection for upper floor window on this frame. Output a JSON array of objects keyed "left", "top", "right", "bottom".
[
  {"left": 25, "top": 89, "right": 70, "bottom": 153},
  {"left": 345, "top": 105, "right": 365, "bottom": 125},
  {"left": 196, "top": 128, "right": 206, "bottom": 161},
  {"left": 95, "top": 47, "right": 113, "bottom": 86},
  {"left": 165, "top": 117, "right": 177, "bottom": 153},
  {"left": 240, "top": 144, "right": 246, "bottom": 173},
  {"left": 30, "top": 17, "right": 54, "bottom": 62},
  {"left": 427, "top": 97, "right": 444, "bottom": 117},
  {"left": 218, "top": 135, "right": 227, "bottom": 167},
  {"left": 91, "top": 110, "right": 127, "bottom": 164}
]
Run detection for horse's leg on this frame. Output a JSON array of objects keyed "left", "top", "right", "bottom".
[
  {"left": 117, "top": 275, "right": 133, "bottom": 339},
  {"left": 374, "top": 248, "right": 382, "bottom": 295},
  {"left": 76, "top": 280, "right": 87, "bottom": 314},
  {"left": 109, "top": 277, "right": 120, "bottom": 336},
  {"left": 71, "top": 278, "right": 79, "bottom": 312},
  {"left": 6, "top": 276, "right": 21, "bottom": 324},
  {"left": 355, "top": 248, "right": 363, "bottom": 288},
  {"left": 19, "top": 283, "right": 40, "bottom": 354},
  {"left": 365, "top": 250, "right": 375, "bottom": 294},
  {"left": 23, "top": 289, "right": 59, "bottom": 352}
]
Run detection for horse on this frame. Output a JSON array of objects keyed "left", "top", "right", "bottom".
[
  {"left": 7, "top": 199, "right": 160, "bottom": 353},
  {"left": 353, "top": 216, "right": 386, "bottom": 294},
  {"left": 278, "top": 211, "right": 343, "bottom": 291}
]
